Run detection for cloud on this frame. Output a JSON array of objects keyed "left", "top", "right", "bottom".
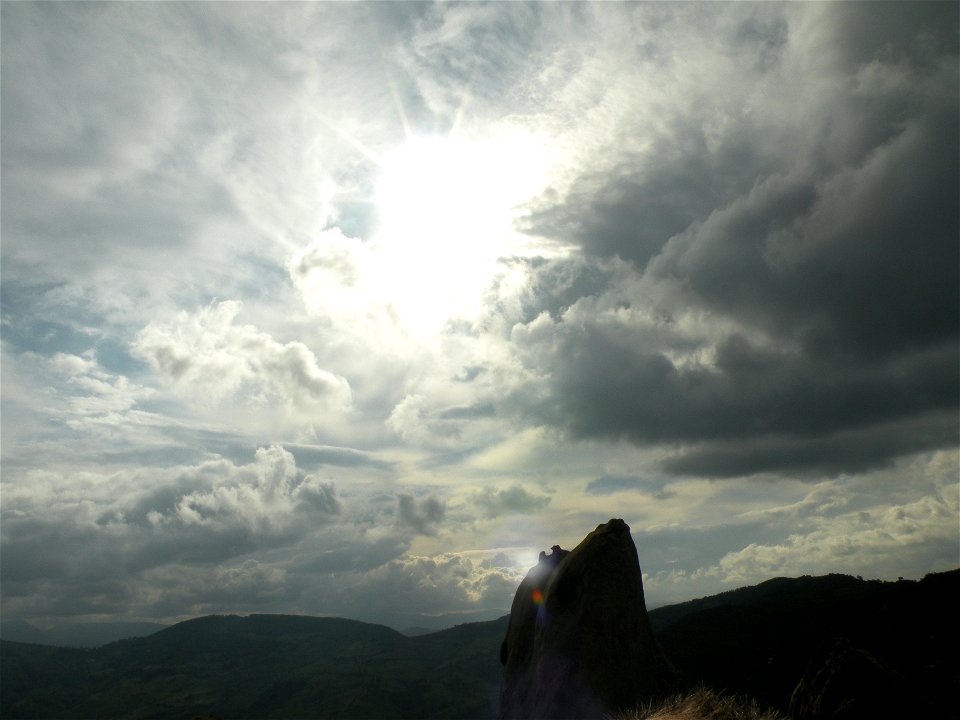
[
  {"left": 650, "top": 105, "right": 958, "bottom": 358},
  {"left": 282, "top": 443, "right": 394, "bottom": 472},
  {"left": 399, "top": 3, "right": 558, "bottom": 124},
  {"left": 636, "top": 450, "right": 960, "bottom": 605},
  {"left": 46, "top": 352, "right": 155, "bottom": 432},
  {"left": 0, "top": 446, "right": 399, "bottom": 622},
  {"left": 396, "top": 493, "right": 446, "bottom": 536},
  {"left": 507, "top": 296, "right": 957, "bottom": 476},
  {"left": 492, "top": 2, "right": 959, "bottom": 478},
  {"left": 165, "top": 446, "right": 341, "bottom": 532},
  {"left": 387, "top": 395, "right": 441, "bottom": 444},
  {"left": 711, "top": 490, "right": 959, "bottom": 585},
  {"left": 0, "top": 346, "right": 201, "bottom": 474},
  {"left": 287, "top": 228, "right": 372, "bottom": 318},
  {"left": 471, "top": 485, "right": 551, "bottom": 519},
  {"left": 2, "top": 1, "right": 957, "bottom": 632},
  {"left": 387, "top": 394, "right": 494, "bottom": 447},
  {"left": 336, "top": 551, "right": 526, "bottom": 625},
  {"left": 585, "top": 475, "right": 643, "bottom": 496},
  {"left": 0, "top": 3, "right": 277, "bottom": 328},
  {"left": 660, "top": 411, "right": 958, "bottom": 478},
  {"left": 2, "top": 446, "right": 342, "bottom": 569},
  {"left": 132, "top": 301, "right": 351, "bottom": 411}
]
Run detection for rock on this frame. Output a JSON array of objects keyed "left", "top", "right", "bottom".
[{"left": 499, "top": 519, "right": 674, "bottom": 719}]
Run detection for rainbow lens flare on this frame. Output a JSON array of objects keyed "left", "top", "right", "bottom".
[{"left": 531, "top": 588, "right": 544, "bottom": 605}]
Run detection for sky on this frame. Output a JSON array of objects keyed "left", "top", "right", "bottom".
[{"left": 1, "top": 2, "right": 957, "bottom": 632}]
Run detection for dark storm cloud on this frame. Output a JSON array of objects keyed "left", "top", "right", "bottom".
[
  {"left": 661, "top": 410, "right": 958, "bottom": 479},
  {"left": 526, "top": 4, "right": 958, "bottom": 276},
  {"left": 396, "top": 493, "right": 445, "bottom": 536},
  {"left": 505, "top": 2, "right": 959, "bottom": 478},
  {"left": 518, "top": 6, "right": 791, "bottom": 268},
  {"left": 525, "top": 327, "right": 957, "bottom": 445},
  {"left": 491, "top": 255, "right": 620, "bottom": 324},
  {"left": 511, "top": 293, "right": 957, "bottom": 477},
  {"left": 521, "top": 129, "right": 769, "bottom": 271},
  {"left": 651, "top": 104, "right": 958, "bottom": 359}
]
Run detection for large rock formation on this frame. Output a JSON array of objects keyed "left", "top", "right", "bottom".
[{"left": 499, "top": 519, "right": 673, "bottom": 719}]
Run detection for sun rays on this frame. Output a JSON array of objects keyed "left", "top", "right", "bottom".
[
  {"left": 369, "top": 129, "right": 555, "bottom": 335},
  {"left": 307, "top": 103, "right": 557, "bottom": 338}
]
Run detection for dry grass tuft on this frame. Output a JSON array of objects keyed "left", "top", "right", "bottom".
[{"left": 618, "top": 686, "right": 785, "bottom": 720}]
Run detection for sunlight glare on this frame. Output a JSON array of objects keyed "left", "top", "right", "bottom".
[{"left": 370, "top": 130, "right": 554, "bottom": 337}]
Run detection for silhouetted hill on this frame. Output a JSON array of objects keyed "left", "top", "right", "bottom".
[
  {"left": 648, "top": 574, "right": 866, "bottom": 633},
  {"left": 2, "top": 572, "right": 956, "bottom": 718},
  {"left": 1, "top": 614, "right": 508, "bottom": 719},
  {"left": 649, "top": 570, "right": 959, "bottom": 715}
]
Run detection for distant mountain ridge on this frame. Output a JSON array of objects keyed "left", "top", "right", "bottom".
[
  {"left": 2, "top": 613, "right": 511, "bottom": 719},
  {"left": 2, "top": 570, "right": 956, "bottom": 719},
  {"left": 0, "top": 620, "right": 167, "bottom": 648}
]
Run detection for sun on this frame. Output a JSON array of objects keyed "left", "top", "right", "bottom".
[{"left": 368, "top": 129, "right": 554, "bottom": 337}]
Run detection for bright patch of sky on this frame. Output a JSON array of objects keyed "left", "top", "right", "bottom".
[{"left": 2, "top": 2, "right": 957, "bottom": 630}]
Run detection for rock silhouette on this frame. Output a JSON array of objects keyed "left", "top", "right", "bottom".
[{"left": 499, "top": 518, "right": 673, "bottom": 719}]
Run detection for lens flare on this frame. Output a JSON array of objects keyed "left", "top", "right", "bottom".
[{"left": 531, "top": 588, "right": 544, "bottom": 605}]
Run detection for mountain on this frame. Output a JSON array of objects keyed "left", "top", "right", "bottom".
[
  {"left": 399, "top": 626, "right": 435, "bottom": 637},
  {"left": 1, "top": 614, "right": 509, "bottom": 720},
  {"left": 648, "top": 570, "right": 959, "bottom": 716},
  {"left": 0, "top": 619, "right": 47, "bottom": 645},
  {"left": 1, "top": 571, "right": 956, "bottom": 719},
  {"left": 0, "top": 620, "right": 167, "bottom": 648}
]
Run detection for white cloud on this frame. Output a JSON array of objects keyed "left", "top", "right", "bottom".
[
  {"left": 287, "top": 228, "right": 373, "bottom": 319},
  {"left": 714, "top": 487, "right": 958, "bottom": 583},
  {"left": 47, "top": 352, "right": 155, "bottom": 432},
  {"left": 133, "top": 301, "right": 351, "bottom": 412},
  {"left": 386, "top": 394, "right": 434, "bottom": 444},
  {"left": 344, "top": 550, "right": 526, "bottom": 619},
  {"left": 2, "top": 445, "right": 341, "bottom": 544},
  {"left": 163, "top": 445, "right": 341, "bottom": 535}
]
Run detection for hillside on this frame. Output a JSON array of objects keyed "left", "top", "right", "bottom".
[
  {"left": 2, "top": 571, "right": 956, "bottom": 718},
  {"left": 648, "top": 570, "right": 959, "bottom": 714},
  {"left": 1, "top": 614, "right": 509, "bottom": 720}
]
